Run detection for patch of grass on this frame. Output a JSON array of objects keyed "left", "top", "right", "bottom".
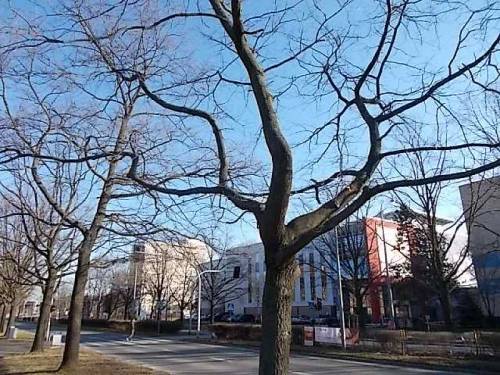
[
  {"left": 15, "top": 330, "right": 34, "bottom": 340},
  {"left": 0, "top": 348, "right": 167, "bottom": 374}
]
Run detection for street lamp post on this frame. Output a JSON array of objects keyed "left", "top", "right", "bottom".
[
  {"left": 127, "top": 249, "right": 147, "bottom": 341},
  {"left": 197, "top": 270, "right": 221, "bottom": 337},
  {"left": 379, "top": 208, "right": 396, "bottom": 328},
  {"left": 334, "top": 226, "right": 347, "bottom": 349}
]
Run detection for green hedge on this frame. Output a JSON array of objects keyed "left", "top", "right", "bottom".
[
  {"left": 56, "top": 318, "right": 182, "bottom": 334},
  {"left": 136, "top": 319, "right": 183, "bottom": 334}
]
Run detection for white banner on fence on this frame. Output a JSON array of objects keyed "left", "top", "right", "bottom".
[
  {"left": 304, "top": 326, "right": 314, "bottom": 346},
  {"left": 314, "top": 327, "right": 342, "bottom": 344}
]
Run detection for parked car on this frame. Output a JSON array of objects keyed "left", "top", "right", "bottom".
[
  {"left": 227, "top": 314, "right": 241, "bottom": 323},
  {"left": 236, "top": 314, "right": 256, "bottom": 323},
  {"left": 291, "top": 315, "right": 311, "bottom": 325},
  {"left": 312, "top": 315, "right": 339, "bottom": 327},
  {"left": 214, "top": 312, "right": 232, "bottom": 322}
]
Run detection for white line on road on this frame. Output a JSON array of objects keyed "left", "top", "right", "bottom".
[{"left": 209, "top": 357, "right": 227, "bottom": 362}]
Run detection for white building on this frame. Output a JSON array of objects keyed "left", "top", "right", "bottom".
[
  {"left": 222, "top": 242, "right": 340, "bottom": 319},
  {"left": 130, "top": 239, "right": 209, "bottom": 320},
  {"left": 214, "top": 213, "right": 473, "bottom": 324}
]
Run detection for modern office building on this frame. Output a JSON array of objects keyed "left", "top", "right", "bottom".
[
  {"left": 217, "top": 212, "right": 472, "bottom": 325},
  {"left": 220, "top": 217, "right": 409, "bottom": 324},
  {"left": 460, "top": 176, "right": 500, "bottom": 318}
]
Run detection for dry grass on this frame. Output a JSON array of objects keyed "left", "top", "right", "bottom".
[
  {"left": 15, "top": 331, "right": 34, "bottom": 341},
  {"left": 0, "top": 348, "right": 167, "bottom": 375}
]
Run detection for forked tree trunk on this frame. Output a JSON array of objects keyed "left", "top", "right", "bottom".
[
  {"left": 60, "top": 243, "right": 92, "bottom": 370},
  {"left": 31, "top": 274, "right": 57, "bottom": 352},
  {"left": 259, "top": 258, "right": 297, "bottom": 375}
]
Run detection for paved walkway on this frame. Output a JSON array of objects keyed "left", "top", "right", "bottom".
[{"left": 0, "top": 337, "right": 31, "bottom": 357}]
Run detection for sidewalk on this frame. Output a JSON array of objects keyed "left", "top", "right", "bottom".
[{"left": 0, "top": 335, "right": 32, "bottom": 357}]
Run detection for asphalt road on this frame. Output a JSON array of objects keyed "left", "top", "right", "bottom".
[{"left": 75, "top": 330, "right": 464, "bottom": 375}]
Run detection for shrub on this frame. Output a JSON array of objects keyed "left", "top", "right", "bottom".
[
  {"left": 209, "top": 323, "right": 304, "bottom": 344},
  {"left": 362, "top": 329, "right": 402, "bottom": 353},
  {"left": 209, "top": 323, "right": 262, "bottom": 341},
  {"left": 136, "top": 319, "right": 183, "bottom": 334},
  {"left": 479, "top": 331, "right": 500, "bottom": 357},
  {"left": 56, "top": 318, "right": 182, "bottom": 334},
  {"left": 291, "top": 325, "right": 304, "bottom": 345}
]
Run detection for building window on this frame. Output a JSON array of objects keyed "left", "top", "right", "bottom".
[
  {"left": 309, "top": 252, "right": 316, "bottom": 301},
  {"left": 233, "top": 266, "right": 240, "bottom": 279},
  {"left": 298, "top": 254, "right": 306, "bottom": 301},
  {"left": 247, "top": 258, "right": 253, "bottom": 303},
  {"left": 255, "top": 261, "right": 260, "bottom": 273}
]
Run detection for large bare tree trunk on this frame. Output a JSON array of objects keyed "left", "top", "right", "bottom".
[
  {"left": 60, "top": 243, "right": 92, "bottom": 370},
  {"left": 210, "top": 301, "right": 215, "bottom": 325},
  {"left": 259, "top": 258, "right": 297, "bottom": 375},
  {"left": 4, "top": 299, "right": 19, "bottom": 337},
  {"left": 31, "top": 274, "right": 56, "bottom": 352},
  {"left": 0, "top": 304, "right": 7, "bottom": 335},
  {"left": 439, "top": 287, "right": 453, "bottom": 330},
  {"left": 179, "top": 308, "right": 185, "bottom": 323},
  {"left": 354, "top": 291, "right": 366, "bottom": 329}
]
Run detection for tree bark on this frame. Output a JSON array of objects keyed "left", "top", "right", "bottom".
[
  {"left": 0, "top": 304, "right": 7, "bottom": 335},
  {"left": 5, "top": 299, "right": 19, "bottom": 336},
  {"left": 31, "top": 274, "right": 56, "bottom": 352},
  {"left": 210, "top": 300, "right": 214, "bottom": 325},
  {"left": 354, "top": 291, "right": 366, "bottom": 328},
  {"left": 59, "top": 243, "right": 93, "bottom": 370},
  {"left": 439, "top": 287, "right": 453, "bottom": 330},
  {"left": 259, "top": 258, "right": 297, "bottom": 375},
  {"left": 179, "top": 307, "right": 184, "bottom": 323}
]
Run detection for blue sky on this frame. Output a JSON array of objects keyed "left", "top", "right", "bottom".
[{"left": 1, "top": 0, "right": 498, "bottom": 249}]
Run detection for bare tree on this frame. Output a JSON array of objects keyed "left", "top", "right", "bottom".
[
  {"left": 0, "top": 166, "right": 80, "bottom": 351},
  {"left": 312, "top": 213, "right": 386, "bottom": 328},
  {"left": 170, "top": 250, "right": 198, "bottom": 323},
  {"left": 140, "top": 242, "right": 177, "bottom": 321},
  {"left": 1, "top": 1, "right": 499, "bottom": 373},
  {"left": 85, "top": 267, "right": 112, "bottom": 319},
  {"left": 0, "top": 40, "right": 147, "bottom": 371},
  {"left": 107, "top": 264, "right": 135, "bottom": 320},
  {"left": 0, "top": 207, "right": 35, "bottom": 335},
  {"left": 199, "top": 241, "right": 246, "bottom": 324}
]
